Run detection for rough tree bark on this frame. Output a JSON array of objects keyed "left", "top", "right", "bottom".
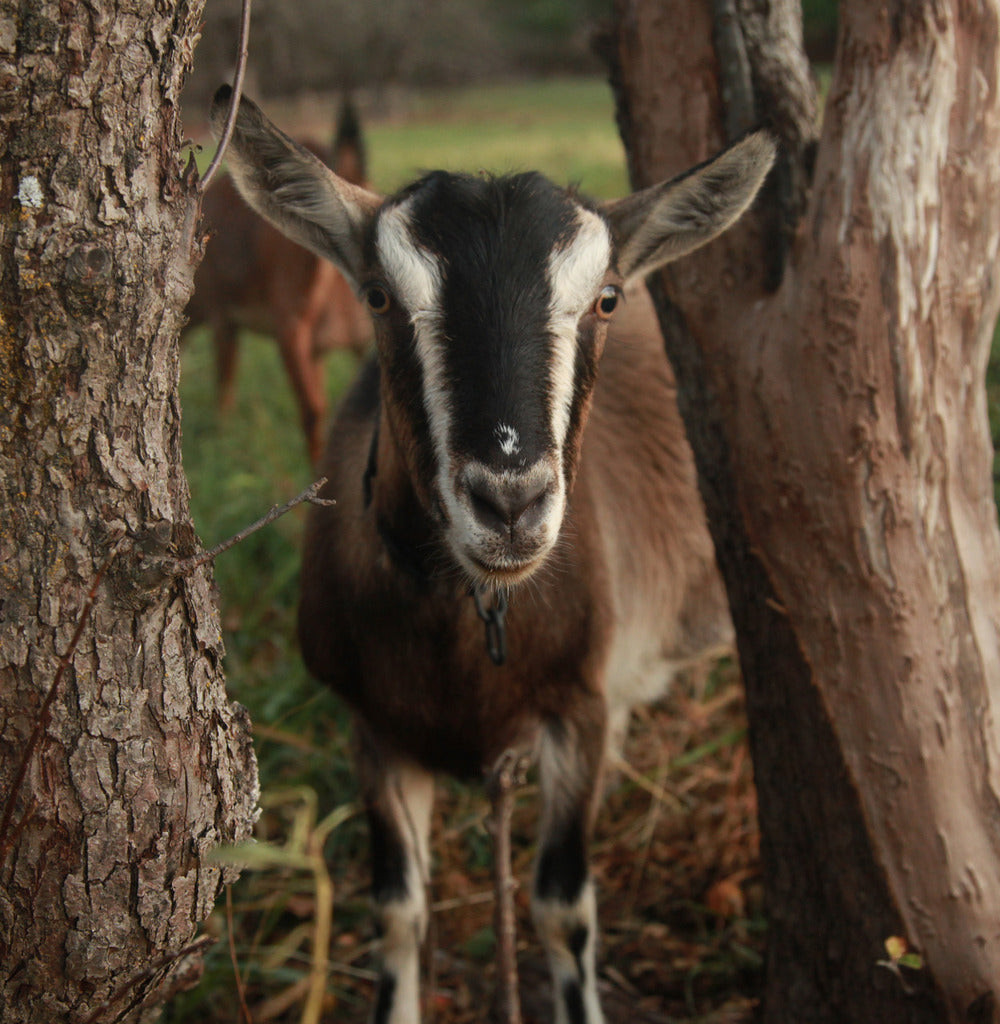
[
  {"left": 0, "top": 3, "right": 258, "bottom": 1022},
  {"left": 605, "top": 0, "right": 1000, "bottom": 1021}
]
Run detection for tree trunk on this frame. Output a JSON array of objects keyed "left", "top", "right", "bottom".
[
  {"left": 0, "top": 4, "right": 258, "bottom": 1022},
  {"left": 604, "top": 0, "right": 1000, "bottom": 1020}
]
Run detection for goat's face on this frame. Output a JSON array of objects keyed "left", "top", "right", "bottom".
[
  {"left": 364, "top": 172, "right": 618, "bottom": 584},
  {"left": 213, "top": 87, "right": 776, "bottom": 586}
]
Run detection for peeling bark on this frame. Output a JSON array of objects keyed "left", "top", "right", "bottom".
[
  {"left": 607, "top": 0, "right": 1000, "bottom": 1020},
  {"left": 0, "top": 3, "right": 259, "bottom": 1022}
]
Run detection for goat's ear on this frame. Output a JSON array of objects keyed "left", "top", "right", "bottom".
[
  {"left": 210, "top": 86, "right": 381, "bottom": 287},
  {"left": 602, "top": 131, "right": 777, "bottom": 283}
]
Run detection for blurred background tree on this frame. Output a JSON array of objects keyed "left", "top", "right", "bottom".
[{"left": 183, "top": 0, "right": 839, "bottom": 106}]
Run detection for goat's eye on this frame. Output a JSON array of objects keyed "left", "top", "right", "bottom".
[
  {"left": 594, "top": 285, "right": 619, "bottom": 320},
  {"left": 365, "top": 285, "right": 391, "bottom": 315}
]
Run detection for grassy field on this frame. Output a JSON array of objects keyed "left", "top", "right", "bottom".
[
  {"left": 365, "top": 78, "right": 631, "bottom": 198},
  {"left": 190, "top": 77, "right": 631, "bottom": 199}
]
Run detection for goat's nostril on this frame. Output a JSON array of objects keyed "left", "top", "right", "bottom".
[
  {"left": 516, "top": 478, "right": 550, "bottom": 524},
  {"left": 469, "top": 484, "right": 509, "bottom": 533},
  {"left": 467, "top": 472, "right": 551, "bottom": 533}
]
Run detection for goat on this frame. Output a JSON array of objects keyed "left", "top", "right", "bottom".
[
  {"left": 213, "top": 84, "right": 775, "bottom": 1024},
  {"left": 185, "top": 96, "right": 372, "bottom": 465}
]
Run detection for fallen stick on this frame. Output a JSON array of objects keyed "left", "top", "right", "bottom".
[{"left": 486, "top": 749, "right": 531, "bottom": 1024}]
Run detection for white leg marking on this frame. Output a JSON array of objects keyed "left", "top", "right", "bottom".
[
  {"left": 373, "top": 761, "right": 435, "bottom": 1024},
  {"left": 535, "top": 724, "right": 606, "bottom": 1024},
  {"left": 532, "top": 882, "right": 605, "bottom": 1024},
  {"left": 377, "top": 887, "right": 426, "bottom": 1024}
]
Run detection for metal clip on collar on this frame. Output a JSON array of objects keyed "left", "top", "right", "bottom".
[{"left": 473, "top": 585, "right": 508, "bottom": 666}]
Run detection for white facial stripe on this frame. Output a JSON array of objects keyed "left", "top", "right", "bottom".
[
  {"left": 548, "top": 208, "right": 613, "bottom": 315},
  {"left": 376, "top": 200, "right": 456, "bottom": 524},
  {"left": 546, "top": 207, "right": 612, "bottom": 449},
  {"left": 373, "top": 193, "right": 607, "bottom": 585},
  {"left": 375, "top": 198, "right": 442, "bottom": 313}
]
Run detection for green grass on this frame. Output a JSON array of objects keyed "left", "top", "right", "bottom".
[
  {"left": 366, "top": 78, "right": 629, "bottom": 198},
  {"left": 193, "top": 76, "right": 629, "bottom": 199},
  {"left": 181, "top": 331, "right": 361, "bottom": 800}
]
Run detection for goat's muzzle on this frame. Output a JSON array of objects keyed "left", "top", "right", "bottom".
[{"left": 451, "top": 461, "right": 562, "bottom": 584}]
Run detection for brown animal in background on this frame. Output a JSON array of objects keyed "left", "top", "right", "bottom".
[{"left": 185, "top": 96, "right": 372, "bottom": 464}]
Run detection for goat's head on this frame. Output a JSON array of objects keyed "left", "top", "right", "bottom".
[{"left": 212, "top": 87, "right": 775, "bottom": 588}]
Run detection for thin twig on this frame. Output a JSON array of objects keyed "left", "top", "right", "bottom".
[
  {"left": 486, "top": 749, "right": 530, "bottom": 1024},
  {"left": 172, "top": 478, "right": 335, "bottom": 576},
  {"left": 606, "top": 751, "right": 685, "bottom": 813},
  {"left": 0, "top": 538, "right": 124, "bottom": 872},
  {"left": 199, "top": 0, "right": 253, "bottom": 191},
  {"left": 80, "top": 935, "right": 215, "bottom": 1024},
  {"left": 227, "top": 884, "right": 254, "bottom": 1024},
  {"left": 430, "top": 889, "right": 495, "bottom": 913}
]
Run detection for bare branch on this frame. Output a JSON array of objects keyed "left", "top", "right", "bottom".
[
  {"left": 172, "top": 478, "right": 335, "bottom": 577},
  {"left": 486, "top": 749, "right": 531, "bottom": 1024},
  {"left": 199, "top": 0, "right": 253, "bottom": 191}
]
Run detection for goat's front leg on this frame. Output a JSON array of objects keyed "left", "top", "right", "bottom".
[
  {"left": 357, "top": 730, "right": 435, "bottom": 1024},
  {"left": 532, "top": 705, "right": 607, "bottom": 1024}
]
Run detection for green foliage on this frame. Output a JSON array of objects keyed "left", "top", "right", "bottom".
[
  {"left": 801, "top": 0, "right": 838, "bottom": 24},
  {"left": 181, "top": 330, "right": 360, "bottom": 802},
  {"left": 988, "top": 321, "right": 1000, "bottom": 502},
  {"left": 801, "top": 0, "right": 839, "bottom": 59},
  {"left": 491, "top": 0, "right": 609, "bottom": 63}
]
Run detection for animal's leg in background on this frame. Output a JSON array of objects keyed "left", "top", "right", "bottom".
[
  {"left": 213, "top": 319, "right": 240, "bottom": 412},
  {"left": 357, "top": 730, "right": 435, "bottom": 1024},
  {"left": 532, "top": 707, "right": 607, "bottom": 1024},
  {"left": 276, "top": 321, "right": 327, "bottom": 465}
]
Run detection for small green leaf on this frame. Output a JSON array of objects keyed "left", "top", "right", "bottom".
[{"left": 899, "top": 952, "right": 924, "bottom": 971}]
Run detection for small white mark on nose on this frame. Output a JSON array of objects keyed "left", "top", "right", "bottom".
[{"left": 496, "top": 423, "right": 520, "bottom": 457}]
